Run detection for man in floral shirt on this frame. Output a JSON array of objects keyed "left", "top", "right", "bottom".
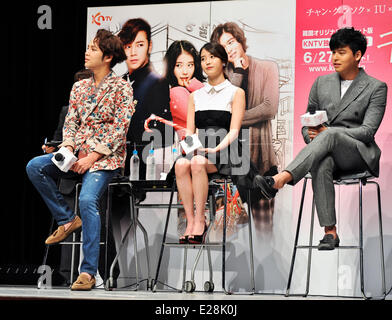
[{"left": 26, "top": 29, "right": 135, "bottom": 291}]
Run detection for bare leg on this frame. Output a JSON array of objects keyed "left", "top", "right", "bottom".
[
  {"left": 175, "top": 159, "right": 195, "bottom": 237},
  {"left": 190, "top": 156, "right": 217, "bottom": 235}
]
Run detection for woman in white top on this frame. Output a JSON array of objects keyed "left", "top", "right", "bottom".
[{"left": 175, "top": 42, "right": 245, "bottom": 244}]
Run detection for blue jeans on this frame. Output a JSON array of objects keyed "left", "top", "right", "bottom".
[{"left": 26, "top": 154, "right": 118, "bottom": 276}]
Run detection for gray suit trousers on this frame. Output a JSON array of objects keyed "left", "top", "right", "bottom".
[{"left": 285, "top": 127, "right": 368, "bottom": 227}]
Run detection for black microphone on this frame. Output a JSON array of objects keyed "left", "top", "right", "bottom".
[
  {"left": 308, "top": 104, "right": 316, "bottom": 115},
  {"left": 54, "top": 153, "right": 65, "bottom": 161},
  {"left": 184, "top": 135, "right": 194, "bottom": 146}
]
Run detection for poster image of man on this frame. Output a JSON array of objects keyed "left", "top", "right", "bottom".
[{"left": 211, "top": 22, "right": 280, "bottom": 232}]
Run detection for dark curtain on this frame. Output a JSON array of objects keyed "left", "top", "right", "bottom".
[
  {"left": 3, "top": 0, "right": 212, "bottom": 267},
  {"left": 3, "top": 0, "right": 157, "bottom": 266},
  {"left": 4, "top": 1, "right": 87, "bottom": 266}
]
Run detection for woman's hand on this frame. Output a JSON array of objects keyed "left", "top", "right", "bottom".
[{"left": 199, "top": 147, "right": 218, "bottom": 154}]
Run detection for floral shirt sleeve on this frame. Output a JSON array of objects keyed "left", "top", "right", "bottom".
[{"left": 59, "top": 72, "right": 136, "bottom": 171}]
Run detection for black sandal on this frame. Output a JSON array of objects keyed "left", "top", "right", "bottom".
[
  {"left": 188, "top": 224, "right": 208, "bottom": 244},
  {"left": 179, "top": 235, "right": 189, "bottom": 244}
]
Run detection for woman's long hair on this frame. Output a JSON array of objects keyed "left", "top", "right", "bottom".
[{"left": 164, "top": 40, "right": 205, "bottom": 87}]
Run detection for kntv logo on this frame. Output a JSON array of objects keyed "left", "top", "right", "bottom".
[{"left": 92, "top": 12, "right": 112, "bottom": 26}]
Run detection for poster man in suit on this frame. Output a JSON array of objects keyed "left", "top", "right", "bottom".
[{"left": 255, "top": 28, "right": 388, "bottom": 250}]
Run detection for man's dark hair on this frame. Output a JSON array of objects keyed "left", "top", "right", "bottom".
[
  {"left": 73, "top": 69, "right": 93, "bottom": 82},
  {"left": 94, "top": 29, "right": 127, "bottom": 68},
  {"left": 210, "top": 22, "right": 248, "bottom": 52},
  {"left": 329, "top": 27, "right": 367, "bottom": 58},
  {"left": 164, "top": 40, "right": 205, "bottom": 87},
  {"left": 118, "top": 18, "right": 151, "bottom": 45}
]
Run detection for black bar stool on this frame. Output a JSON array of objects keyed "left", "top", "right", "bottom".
[
  {"left": 152, "top": 174, "right": 255, "bottom": 295},
  {"left": 104, "top": 178, "right": 153, "bottom": 290},
  {"left": 38, "top": 178, "right": 84, "bottom": 288},
  {"left": 285, "top": 171, "right": 387, "bottom": 299},
  {"left": 39, "top": 178, "right": 114, "bottom": 289}
]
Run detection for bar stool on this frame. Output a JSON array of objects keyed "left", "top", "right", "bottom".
[
  {"left": 153, "top": 174, "right": 255, "bottom": 295},
  {"left": 39, "top": 178, "right": 114, "bottom": 288},
  {"left": 104, "top": 178, "right": 152, "bottom": 291},
  {"left": 38, "top": 179, "right": 83, "bottom": 288},
  {"left": 285, "top": 171, "right": 387, "bottom": 299}
]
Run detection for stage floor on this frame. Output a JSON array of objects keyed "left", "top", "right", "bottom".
[{"left": 0, "top": 285, "right": 390, "bottom": 300}]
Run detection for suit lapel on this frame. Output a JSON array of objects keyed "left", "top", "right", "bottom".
[
  {"left": 329, "top": 72, "right": 341, "bottom": 116},
  {"left": 329, "top": 68, "right": 369, "bottom": 123}
]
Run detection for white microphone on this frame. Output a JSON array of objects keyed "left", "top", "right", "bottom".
[
  {"left": 180, "top": 134, "right": 203, "bottom": 155},
  {"left": 300, "top": 104, "right": 328, "bottom": 127},
  {"left": 51, "top": 146, "right": 78, "bottom": 172}
]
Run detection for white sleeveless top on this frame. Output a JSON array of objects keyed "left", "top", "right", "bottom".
[
  {"left": 192, "top": 79, "right": 238, "bottom": 130},
  {"left": 193, "top": 79, "right": 238, "bottom": 113}
]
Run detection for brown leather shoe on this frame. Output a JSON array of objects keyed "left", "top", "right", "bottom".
[
  {"left": 45, "top": 216, "right": 82, "bottom": 245},
  {"left": 71, "top": 273, "right": 96, "bottom": 291}
]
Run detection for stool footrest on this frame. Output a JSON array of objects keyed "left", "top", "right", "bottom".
[
  {"left": 59, "top": 241, "right": 105, "bottom": 245},
  {"left": 164, "top": 242, "right": 223, "bottom": 248},
  {"left": 296, "top": 245, "right": 360, "bottom": 249}
]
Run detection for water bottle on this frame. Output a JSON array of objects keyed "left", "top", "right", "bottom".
[
  {"left": 146, "top": 149, "right": 156, "bottom": 180},
  {"left": 129, "top": 149, "right": 140, "bottom": 181},
  {"left": 172, "top": 146, "right": 179, "bottom": 166}
]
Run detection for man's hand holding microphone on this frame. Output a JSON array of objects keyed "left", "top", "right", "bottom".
[{"left": 301, "top": 104, "right": 328, "bottom": 141}]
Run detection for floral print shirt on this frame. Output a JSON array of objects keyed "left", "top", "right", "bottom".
[{"left": 59, "top": 71, "right": 136, "bottom": 172}]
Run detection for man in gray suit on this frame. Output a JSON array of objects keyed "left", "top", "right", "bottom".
[{"left": 255, "top": 28, "right": 388, "bottom": 250}]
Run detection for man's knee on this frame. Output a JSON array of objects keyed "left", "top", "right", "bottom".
[
  {"left": 26, "top": 156, "right": 46, "bottom": 178},
  {"left": 79, "top": 193, "right": 100, "bottom": 211},
  {"left": 318, "top": 127, "right": 345, "bottom": 141}
]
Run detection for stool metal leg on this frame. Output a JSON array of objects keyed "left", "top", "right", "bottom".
[
  {"left": 286, "top": 177, "right": 308, "bottom": 296},
  {"left": 247, "top": 188, "right": 255, "bottom": 294},
  {"left": 222, "top": 179, "right": 229, "bottom": 294},
  {"left": 135, "top": 207, "right": 152, "bottom": 289},
  {"left": 130, "top": 193, "right": 139, "bottom": 289},
  {"left": 368, "top": 181, "right": 387, "bottom": 297},
  {"left": 305, "top": 196, "right": 316, "bottom": 297},
  {"left": 152, "top": 180, "right": 177, "bottom": 291},
  {"left": 358, "top": 179, "right": 366, "bottom": 299},
  {"left": 104, "top": 184, "right": 111, "bottom": 286},
  {"left": 70, "top": 182, "right": 81, "bottom": 285},
  {"left": 181, "top": 247, "right": 188, "bottom": 291},
  {"left": 206, "top": 193, "right": 216, "bottom": 289}
]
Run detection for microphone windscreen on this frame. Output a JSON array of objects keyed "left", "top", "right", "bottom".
[{"left": 55, "top": 153, "right": 65, "bottom": 161}]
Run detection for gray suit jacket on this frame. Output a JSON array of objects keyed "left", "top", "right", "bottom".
[{"left": 301, "top": 68, "right": 388, "bottom": 176}]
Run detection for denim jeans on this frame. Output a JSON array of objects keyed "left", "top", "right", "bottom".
[{"left": 26, "top": 153, "right": 118, "bottom": 276}]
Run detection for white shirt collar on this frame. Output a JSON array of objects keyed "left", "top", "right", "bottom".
[{"left": 204, "top": 79, "right": 231, "bottom": 94}]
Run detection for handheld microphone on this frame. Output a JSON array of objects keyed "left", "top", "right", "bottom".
[
  {"left": 180, "top": 134, "right": 203, "bottom": 155},
  {"left": 300, "top": 105, "right": 328, "bottom": 127},
  {"left": 51, "top": 146, "right": 78, "bottom": 172}
]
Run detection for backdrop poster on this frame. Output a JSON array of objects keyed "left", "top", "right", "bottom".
[
  {"left": 85, "top": 0, "right": 391, "bottom": 296},
  {"left": 87, "top": 0, "right": 296, "bottom": 293}
]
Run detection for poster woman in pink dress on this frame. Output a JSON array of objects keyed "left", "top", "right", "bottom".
[{"left": 164, "top": 40, "right": 205, "bottom": 139}]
